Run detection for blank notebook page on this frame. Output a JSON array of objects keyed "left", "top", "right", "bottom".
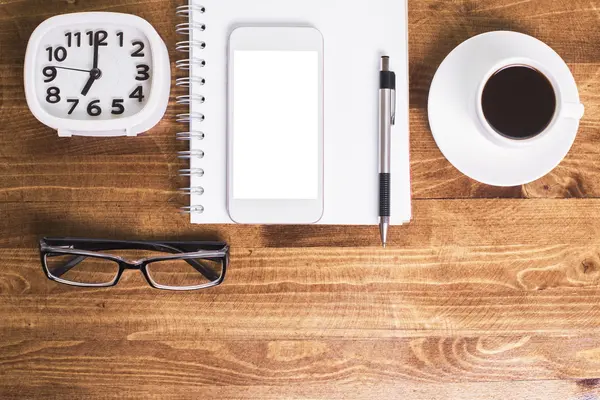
[{"left": 185, "top": 0, "right": 411, "bottom": 225}]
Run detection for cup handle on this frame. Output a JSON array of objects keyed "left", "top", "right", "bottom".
[{"left": 560, "top": 102, "right": 585, "bottom": 120}]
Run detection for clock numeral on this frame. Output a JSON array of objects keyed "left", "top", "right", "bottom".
[
  {"left": 111, "top": 99, "right": 125, "bottom": 115},
  {"left": 129, "top": 86, "right": 145, "bottom": 102},
  {"left": 46, "top": 87, "right": 61, "bottom": 104},
  {"left": 46, "top": 46, "right": 67, "bottom": 62},
  {"left": 55, "top": 47, "right": 67, "bottom": 62},
  {"left": 131, "top": 41, "right": 145, "bottom": 57},
  {"left": 87, "top": 100, "right": 102, "bottom": 116},
  {"left": 67, "top": 99, "right": 79, "bottom": 115},
  {"left": 117, "top": 32, "right": 124, "bottom": 47},
  {"left": 86, "top": 30, "right": 109, "bottom": 46},
  {"left": 96, "top": 30, "right": 108, "bottom": 46},
  {"left": 65, "top": 32, "right": 81, "bottom": 47},
  {"left": 42, "top": 67, "right": 57, "bottom": 83},
  {"left": 136, "top": 64, "right": 150, "bottom": 81}
]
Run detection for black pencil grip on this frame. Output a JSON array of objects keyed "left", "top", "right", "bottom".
[{"left": 379, "top": 173, "right": 391, "bottom": 217}]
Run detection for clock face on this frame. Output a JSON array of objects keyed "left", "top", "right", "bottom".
[{"left": 33, "top": 23, "right": 153, "bottom": 120}]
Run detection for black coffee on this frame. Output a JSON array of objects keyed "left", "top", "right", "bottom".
[{"left": 481, "top": 65, "right": 556, "bottom": 140}]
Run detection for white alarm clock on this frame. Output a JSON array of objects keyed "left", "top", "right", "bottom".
[{"left": 24, "top": 12, "right": 171, "bottom": 137}]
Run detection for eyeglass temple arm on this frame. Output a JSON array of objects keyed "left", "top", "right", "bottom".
[{"left": 50, "top": 255, "right": 87, "bottom": 278}]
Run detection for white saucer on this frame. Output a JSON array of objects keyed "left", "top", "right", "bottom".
[{"left": 428, "top": 31, "right": 583, "bottom": 187}]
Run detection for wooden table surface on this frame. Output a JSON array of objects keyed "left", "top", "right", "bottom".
[{"left": 1, "top": 0, "right": 600, "bottom": 399}]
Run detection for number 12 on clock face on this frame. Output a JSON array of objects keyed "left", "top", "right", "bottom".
[{"left": 25, "top": 13, "right": 170, "bottom": 137}]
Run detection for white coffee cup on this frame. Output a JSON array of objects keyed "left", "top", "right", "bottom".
[
  {"left": 475, "top": 57, "right": 585, "bottom": 149},
  {"left": 428, "top": 31, "right": 585, "bottom": 186}
]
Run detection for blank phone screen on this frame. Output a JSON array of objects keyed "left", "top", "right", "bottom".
[{"left": 232, "top": 50, "right": 320, "bottom": 200}]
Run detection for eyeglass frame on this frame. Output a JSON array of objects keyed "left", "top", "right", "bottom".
[{"left": 39, "top": 237, "right": 229, "bottom": 291}]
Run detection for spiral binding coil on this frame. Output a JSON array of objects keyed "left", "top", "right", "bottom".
[
  {"left": 176, "top": 77, "right": 206, "bottom": 89},
  {"left": 176, "top": 4, "right": 206, "bottom": 215}
]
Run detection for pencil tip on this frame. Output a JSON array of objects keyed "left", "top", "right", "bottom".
[{"left": 380, "top": 220, "right": 389, "bottom": 249}]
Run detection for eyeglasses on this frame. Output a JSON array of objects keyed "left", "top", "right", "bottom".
[{"left": 39, "top": 238, "right": 229, "bottom": 291}]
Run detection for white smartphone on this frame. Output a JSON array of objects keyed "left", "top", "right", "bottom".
[{"left": 227, "top": 27, "right": 324, "bottom": 224}]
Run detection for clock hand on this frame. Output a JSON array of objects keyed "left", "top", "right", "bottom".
[
  {"left": 81, "top": 74, "right": 95, "bottom": 96},
  {"left": 81, "top": 69, "right": 101, "bottom": 96},
  {"left": 50, "top": 66, "right": 92, "bottom": 73},
  {"left": 92, "top": 31, "right": 100, "bottom": 70},
  {"left": 81, "top": 32, "right": 102, "bottom": 96}
]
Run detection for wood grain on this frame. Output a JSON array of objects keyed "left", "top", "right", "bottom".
[
  {"left": 1, "top": 0, "right": 600, "bottom": 399},
  {"left": 4, "top": 245, "right": 600, "bottom": 339}
]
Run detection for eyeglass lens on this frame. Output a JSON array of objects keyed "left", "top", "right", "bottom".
[
  {"left": 45, "top": 254, "right": 119, "bottom": 285},
  {"left": 146, "top": 258, "right": 223, "bottom": 288}
]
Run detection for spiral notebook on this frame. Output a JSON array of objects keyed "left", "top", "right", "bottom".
[{"left": 176, "top": 0, "right": 411, "bottom": 225}]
